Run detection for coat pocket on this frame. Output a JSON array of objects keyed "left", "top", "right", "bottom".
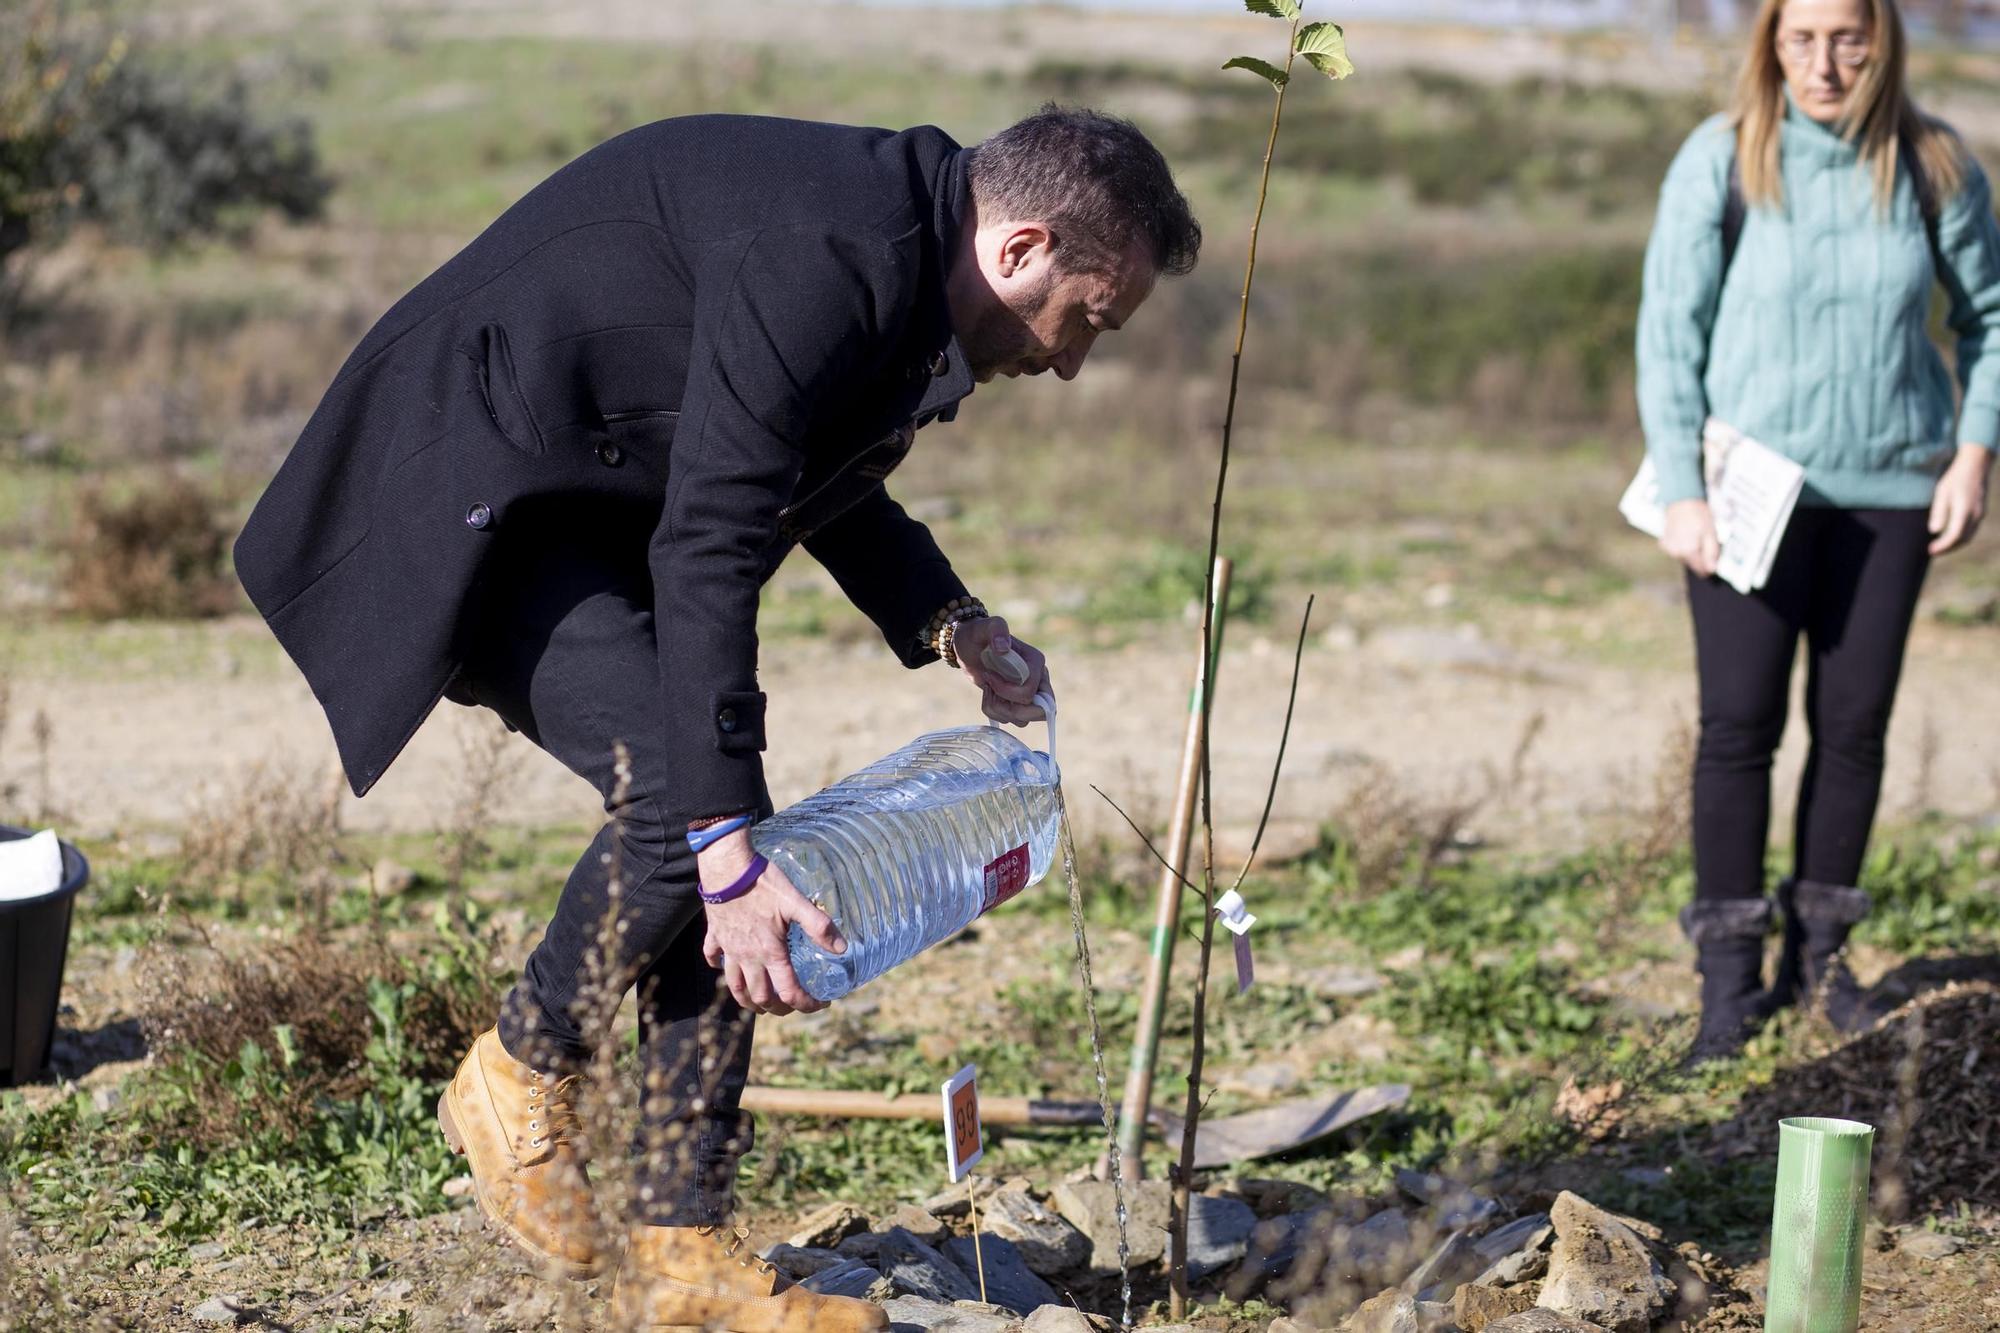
[{"left": 459, "top": 323, "right": 547, "bottom": 458}]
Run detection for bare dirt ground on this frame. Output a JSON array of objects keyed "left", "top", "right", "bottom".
[{"left": 9, "top": 604, "right": 1997, "bottom": 858}]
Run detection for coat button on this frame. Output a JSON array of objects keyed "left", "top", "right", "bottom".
[
  {"left": 930, "top": 351, "right": 950, "bottom": 378},
  {"left": 717, "top": 707, "right": 739, "bottom": 734},
  {"left": 597, "top": 441, "right": 623, "bottom": 467},
  {"left": 465, "top": 502, "right": 492, "bottom": 530}
]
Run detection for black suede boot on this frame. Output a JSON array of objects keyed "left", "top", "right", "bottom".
[
  {"left": 1679, "top": 897, "right": 1774, "bottom": 1062},
  {"left": 1771, "top": 877, "right": 1872, "bottom": 1032}
]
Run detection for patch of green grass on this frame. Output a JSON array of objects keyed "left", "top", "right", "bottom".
[{"left": 1082, "top": 543, "right": 1275, "bottom": 625}]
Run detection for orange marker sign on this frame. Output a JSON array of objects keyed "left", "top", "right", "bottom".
[{"left": 941, "top": 1063, "right": 983, "bottom": 1182}]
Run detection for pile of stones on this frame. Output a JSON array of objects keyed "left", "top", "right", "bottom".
[{"left": 763, "top": 1171, "right": 1729, "bottom": 1333}]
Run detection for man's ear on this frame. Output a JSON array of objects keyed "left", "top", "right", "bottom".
[{"left": 995, "top": 223, "right": 1054, "bottom": 279}]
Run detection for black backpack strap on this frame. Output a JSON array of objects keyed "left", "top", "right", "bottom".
[{"left": 1721, "top": 151, "right": 1747, "bottom": 280}]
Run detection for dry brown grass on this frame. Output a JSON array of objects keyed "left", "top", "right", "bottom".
[
  {"left": 177, "top": 757, "right": 345, "bottom": 911},
  {"left": 436, "top": 713, "right": 519, "bottom": 893},
  {"left": 60, "top": 476, "right": 236, "bottom": 619},
  {"left": 139, "top": 921, "right": 503, "bottom": 1150}
]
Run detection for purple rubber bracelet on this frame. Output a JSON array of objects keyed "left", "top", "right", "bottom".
[{"left": 700, "top": 853, "right": 767, "bottom": 905}]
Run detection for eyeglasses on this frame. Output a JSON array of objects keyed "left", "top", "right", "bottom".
[{"left": 1775, "top": 32, "right": 1872, "bottom": 67}]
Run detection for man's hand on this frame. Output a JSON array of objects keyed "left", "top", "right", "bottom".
[
  {"left": 951, "top": 616, "right": 1052, "bottom": 726},
  {"left": 696, "top": 828, "right": 845, "bottom": 1015},
  {"left": 1661, "top": 498, "right": 1721, "bottom": 578},
  {"left": 1929, "top": 444, "right": 1992, "bottom": 556}
]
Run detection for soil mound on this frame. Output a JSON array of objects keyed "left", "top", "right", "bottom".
[{"left": 1729, "top": 982, "right": 2000, "bottom": 1217}]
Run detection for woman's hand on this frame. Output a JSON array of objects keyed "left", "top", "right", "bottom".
[
  {"left": 1661, "top": 498, "right": 1722, "bottom": 577},
  {"left": 1929, "top": 444, "right": 1992, "bottom": 556},
  {"left": 697, "top": 828, "right": 845, "bottom": 1015},
  {"left": 949, "top": 616, "right": 1053, "bottom": 726}
]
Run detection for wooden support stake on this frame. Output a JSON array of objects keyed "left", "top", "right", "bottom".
[{"left": 1112, "top": 556, "right": 1233, "bottom": 1176}]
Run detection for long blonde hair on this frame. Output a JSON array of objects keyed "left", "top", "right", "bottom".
[{"left": 1732, "top": 0, "right": 1967, "bottom": 211}]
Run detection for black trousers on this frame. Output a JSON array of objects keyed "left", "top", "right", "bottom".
[
  {"left": 453, "top": 543, "right": 760, "bottom": 1227},
  {"left": 1687, "top": 507, "right": 1931, "bottom": 902}
]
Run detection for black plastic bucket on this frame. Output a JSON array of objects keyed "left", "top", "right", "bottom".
[{"left": 1, "top": 824, "right": 89, "bottom": 1088}]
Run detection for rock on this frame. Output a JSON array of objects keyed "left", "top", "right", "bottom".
[
  {"left": 1403, "top": 1229, "right": 1486, "bottom": 1301},
  {"left": 761, "top": 1243, "right": 847, "bottom": 1277},
  {"left": 983, "top": 1188, "right": 1091, "bottom": 1275},
  {"left": 1186, "top": 1193, "right": 1260, "bottom": 1280},
  {"left": 789, "top": 1201, "right": 871, "bottom": 1249},
  {"left": 442, "top": 1175, "right": 475, "bottom": 1200},
  {"left": 882, "top": 1296, "right": 957, "bottom": 1330},
  {"left": 1218, "top": 1061, "right": 1303, "bottom": 1098},
  {"left": 1270, "top": 1320, "right": 1325, "bottom": 1333},
  {"left": 1022, "top": 1307, "right": 1112, "bottom": 1333},
  {"left": 1050, "top": 1177, "right": 1172, "bottom": 1267},
  {"left": 1453, "top": 1284, "right": 1536, "bottom": 1333},
  {"left": 1415, "top": 1300, "right": 1460, "bottom": 1332},
  {"left": 1394, "top": 1171, "right": 1502, "bottom": 1231},
  {"left": 879, "top": 1227, "right": 981, "bottom": 1304},
  {"left": 1469, "top": 1212, "right": 1553, "bottom": 1287},
  {"left": 1231, "top": 1177, "right": 1331, "bottom": 1218},
  {"left": 187, "top": 1241, "right": 226, "bottom": 1262},
  {"left": 943, "top": 1234, "right": 1058, "bottom": 1315},
  {"left": 370, "top": 858, "right": 418, "bottom": 896},
  {"left": 1345, "top": 1207, "right": 1421, "bottom": 1289},
  {"left": 883, "top": 1202, "right": 950, "bottom": 1245},
  {"left": 190, "top": 1296, "right": 248, "bottom": 1325},
  {"left": 1305, "top": 963, "right": 1387, "bottom": 997},
  {"left": 1471, "top": 1215, "right": 1553, "bottom": 1267},
  {"left": 1536, "top": 1192, "right": 1673, "bottom": 1333},
  {"left": 800, "top": 1258, "right": 884, "bottom": 1299},
  {"left": 1483, "top": 1312, "right": 1609, "bottom": 1332},
  {"left": 1344, "top": 1289, "right": 1421, "bottom": 1333},
  {"left": 373, "top": 1278, "right": 415, "bottom": 1303},
  {"left": 922, "top": 1174, "right": 1030, "bottom": 1219},
  {"left": 882, "top": 1298, "right": 1022, "bottom": 1333},
  {"left": 837, "top": 1230, "right": 886, "bottom": 1263},
  {"left": 1897, "top": 1230, "right": 1964, "bottom": 1260}
]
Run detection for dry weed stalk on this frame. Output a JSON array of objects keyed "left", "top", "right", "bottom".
[
  {"left": 438, "top": 712, "right": 519, "bottom": 894},
  {"left": 1591, "top": 716, "right": 1695, "bottom": 949},
  {"left": 28, "top": 708, "right": 54, "bottom": 825},
  {"left": 178, "top": 757, "right": 344, "bottom": 917}
]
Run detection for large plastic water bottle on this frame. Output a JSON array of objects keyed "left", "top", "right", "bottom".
[{"left": 753, "top": 716, "right": 1061, "bottom": 1002}]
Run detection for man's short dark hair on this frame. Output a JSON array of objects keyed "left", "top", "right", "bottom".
[{"left": 967, "top": 104, "right": 1201, "bottom": 278}]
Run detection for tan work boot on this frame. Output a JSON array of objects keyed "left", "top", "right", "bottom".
[
  {"left": 437, "top": 1027, "right": 605, "bottom": 1277},
  {"left": 611, "top": 1223, "right": 889, "bottom": 1332}
]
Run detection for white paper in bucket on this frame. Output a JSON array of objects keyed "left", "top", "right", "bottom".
[{"left": 0, "top": 829, "right": 65, "bottom": 903}]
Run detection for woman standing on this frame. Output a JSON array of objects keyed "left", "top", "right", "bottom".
[{"left": 1637, "top": 0, "right": 2000, "bottom": 1059}]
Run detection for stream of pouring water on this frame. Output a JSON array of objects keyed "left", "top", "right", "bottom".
[{"left": 1054, "top": 787, "right": 1134, "bottom": 1330}]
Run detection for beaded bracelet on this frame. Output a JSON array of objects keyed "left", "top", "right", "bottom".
[
  {"left": 921, "top": 595, "right": 987, "bottom": 660},
  {"left": 938, "top": 611, "right": 982, "bottom": 670},
  {"left": 686, "top": 815, "right": 752, "bottom": 854},
  {"left": 700, "top": 853, "right": 767, "bottom": 905}
]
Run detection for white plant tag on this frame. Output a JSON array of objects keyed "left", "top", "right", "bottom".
[{"left": 1214, "top": 890, "right": 1257, "bottom": 994}]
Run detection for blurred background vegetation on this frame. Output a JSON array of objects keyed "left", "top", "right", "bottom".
[{"left": 3, "top": 0, "right": 1994, "bottom": 638}]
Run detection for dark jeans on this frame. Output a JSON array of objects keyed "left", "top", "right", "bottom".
[
  {"left": 1687, "top": 507, "right": 1931, "bottom": 902},
  {"left": 452, "top": 544, "right": 761, "bottom": 1227}
]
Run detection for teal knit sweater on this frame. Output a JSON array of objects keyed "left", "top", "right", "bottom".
[{"left": 1636, "top": 98, "right": 2000, "bottom": 508}]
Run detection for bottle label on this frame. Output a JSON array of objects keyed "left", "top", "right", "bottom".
[{"left": 981, "top": 843, "right": 1032, "bottom": 912}]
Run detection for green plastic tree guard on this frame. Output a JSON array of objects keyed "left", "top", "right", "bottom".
[{"left": 1765, "top": 1116, "right": 1874, "bottom": 1333}]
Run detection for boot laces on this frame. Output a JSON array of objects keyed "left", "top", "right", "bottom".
[
  {"left": 525, "top": 1071, "right": 584, "bottom": 1151},
  {"left": 698, "top": 1222, "right": 777, "bottom": 1276}
]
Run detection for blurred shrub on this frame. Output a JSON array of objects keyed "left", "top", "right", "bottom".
[
  {"left": 0, "top": 1, "right": 330, "bottom": 300},
  {"left": 61, "top": 476, "right": 235, "bottom": 618}
]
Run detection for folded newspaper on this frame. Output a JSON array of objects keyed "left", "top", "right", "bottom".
[{"left": 1621, "top": 419, "right": 1806, "bottom": 594}]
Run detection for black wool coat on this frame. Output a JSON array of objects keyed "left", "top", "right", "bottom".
[{"left": 235, "top": 115, "right": 978, "bottom": 823}]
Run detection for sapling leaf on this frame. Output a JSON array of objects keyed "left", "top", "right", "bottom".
[
  {"left": 1294, "top": 20, "right": 1355, "bottom": 79},
  {"left": 1244, "top": 0, "right": 1301, "bottom": 17},
  {"left": 1222, "top": 55, "right": 1290, "bottom": 87}
]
